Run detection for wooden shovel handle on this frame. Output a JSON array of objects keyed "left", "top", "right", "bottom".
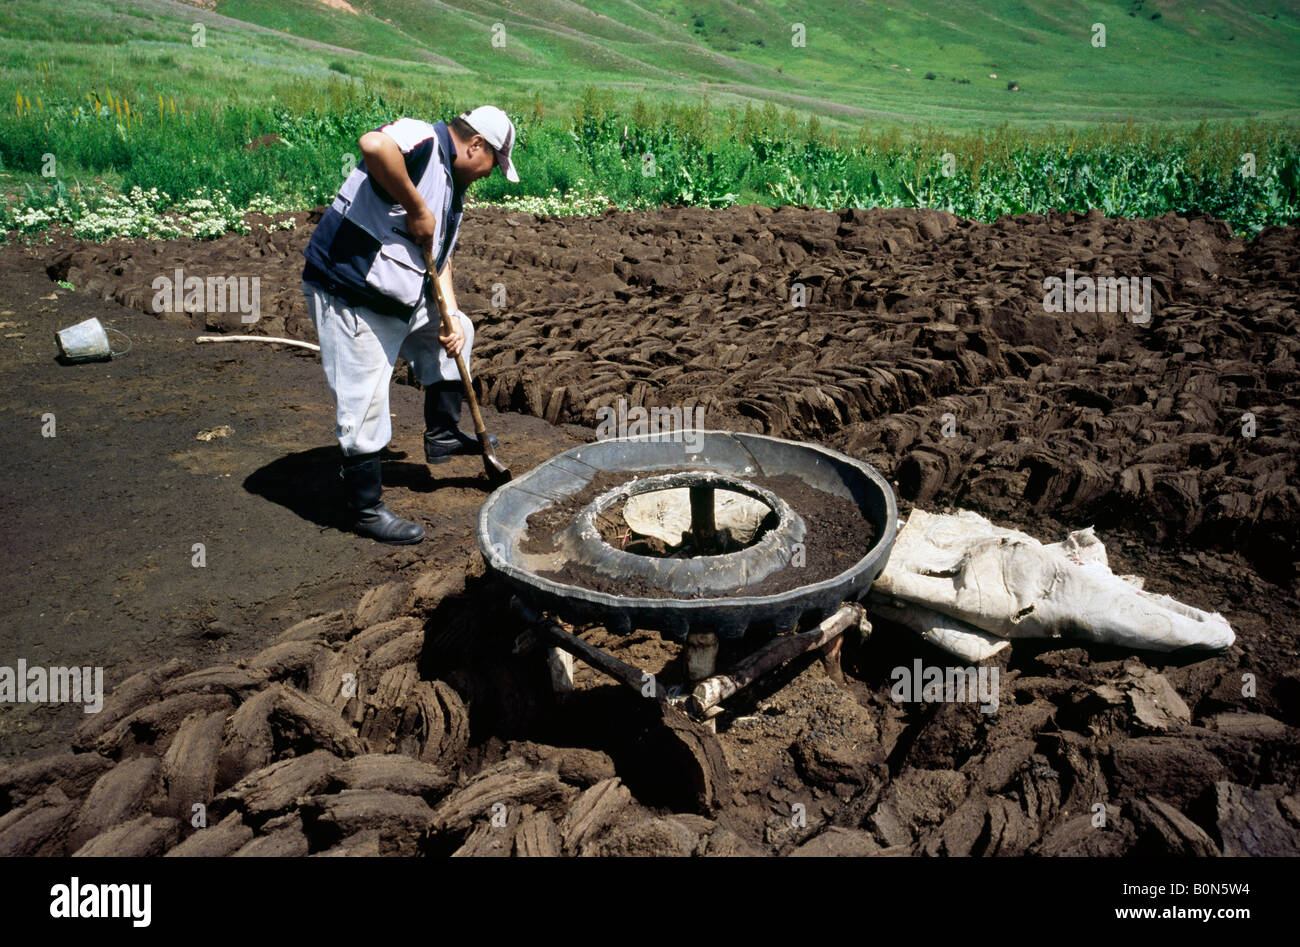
[
  {"left": 422, "top": 248, "right": 488, "bottom": 438},
  {"left": 422, "top": 249, "right": 458, "bottom": 338}
]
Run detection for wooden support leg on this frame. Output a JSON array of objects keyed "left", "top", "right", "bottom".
[
  {"left": 689, "top": 484, "right": 716, "bottom": 550},
  {"left": 684, "top": 631, "right": 719, "bottom": 683},
  {"left": 547, "top": 647, "right": 576, "bottom": 698},
  {"left": 688, "top": 603, "right": 864, "bottom": 718},
  {"left": 506, "top": 598, "right": 732, "bottom": 814},
  {"left": 820, "top": 634, "right": 845, "bottom": 684}
]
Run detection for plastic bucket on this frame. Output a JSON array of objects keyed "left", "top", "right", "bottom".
[{"left": 54, "top": 318, "right": 130, "bottom": 362}]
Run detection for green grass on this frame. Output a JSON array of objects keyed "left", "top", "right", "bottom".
[
  {"left": 5, "top": 0, "right": 1295, "bottom": 131},
  {"left": 0, "top": 0, "right": 1297, "bottom": 240},
  {"left": 199, "top": 0, "right": 1300, "bottom": 127}
]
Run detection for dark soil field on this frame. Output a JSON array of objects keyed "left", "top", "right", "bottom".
[{"left": 2, "top": 204, "right": 1297, "bottom": 857}]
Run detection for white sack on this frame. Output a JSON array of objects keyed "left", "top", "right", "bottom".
[
  {"left": 869, "top": 597, "right": 1010, "bottom": 662},
  {"left": 870, "top": 509, "right": 1234, "bottom": 653}
]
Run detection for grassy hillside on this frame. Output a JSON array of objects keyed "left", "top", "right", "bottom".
[
  {"left": 2, "top": 0, "right": 1297, "bottom": 130},
  {"left": 208, "top": 0, "right": 1300, "bottom": 125}
]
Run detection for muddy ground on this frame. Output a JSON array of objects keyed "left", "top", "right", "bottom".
[{"left": 1, "top": 204, "right": 1297, "bottom": 857}]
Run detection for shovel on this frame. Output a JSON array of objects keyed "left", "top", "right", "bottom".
[{"left": 423, "top": 248, "right": 512, "bottom": 485}]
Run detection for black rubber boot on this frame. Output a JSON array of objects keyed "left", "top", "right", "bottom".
[
  {"left": 424, "top": 381, "right": 498, "bottom": 464},
  {"left": 340, "top": 451, "right": 424, "bottom": 545}
]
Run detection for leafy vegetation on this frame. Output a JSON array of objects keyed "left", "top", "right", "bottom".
[{"left": 0, "top": 0, "right": 1296, "bottom": 240}]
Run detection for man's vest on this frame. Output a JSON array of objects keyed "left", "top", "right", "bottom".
[{"left": 303, "top": 119, "right": 463, "bottom": 320}]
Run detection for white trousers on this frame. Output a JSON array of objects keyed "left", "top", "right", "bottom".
[{"left": 304, "top": 281, "right": 474, "bottom": 456}]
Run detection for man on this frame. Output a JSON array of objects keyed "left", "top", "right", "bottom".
[{"left": 302, "top": 106, "right": 519, "bottom": 545}]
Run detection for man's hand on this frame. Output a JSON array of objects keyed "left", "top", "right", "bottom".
[
  {"left": 406, "top": 203, "right": 438, "bottom": 253},
  {"left": 439, "top": 311, "right": 466, "bottom": 359}
]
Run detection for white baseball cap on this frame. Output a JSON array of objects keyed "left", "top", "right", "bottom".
[{"left": 459, "top": 106, "right": 519, "bottom": 183}]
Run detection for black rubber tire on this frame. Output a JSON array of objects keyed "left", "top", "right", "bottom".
[
  {"left": 478, "top": 431, "right": 899, "bottom": 640},
  {"left": 558, "top": 472, "right": 805, "bottom": 597}
]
